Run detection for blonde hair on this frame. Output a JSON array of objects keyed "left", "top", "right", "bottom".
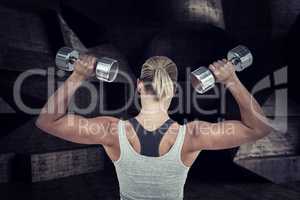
[{"left": 140, "top": 56, "right": 178, "bottom": 100}]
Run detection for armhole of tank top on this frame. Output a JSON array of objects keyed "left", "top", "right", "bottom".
[
  {"left": 177, "top": 125, "right": 190, "bottom": 169},
  {"left": 112, "top": 120, "right": 124, "bottom": 165}
]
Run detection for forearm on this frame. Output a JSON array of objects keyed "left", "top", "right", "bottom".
[
  {"left": 226, "top": 75, "right": 272, "bottom": 135},
  {"left": 37, "top": 72, "right": 85, "bottom": 124}
]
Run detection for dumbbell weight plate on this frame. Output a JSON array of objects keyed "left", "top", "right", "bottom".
[
  {"left": 191, "top": 67, "right": 216, "bottom": 94},
  {"left": 95, "top": 57, "right": 119, "bottom": 82},
  {"left": 55, "top": 47, "right": 80, "bottom": 71},
  {"left": 227, "top": 45, "right": 253, "bottom": 72}
]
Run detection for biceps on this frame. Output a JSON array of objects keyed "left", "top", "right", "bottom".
[
  {"left": 192, "top": 121, "right": 255, "bottom": 150},
  {"left": 41, "top": 115, "right": 113, "bottom": 145}
]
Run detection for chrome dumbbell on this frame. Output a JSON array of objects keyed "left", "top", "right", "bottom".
[
  {"left": 55, "top": 47, "right": 119, "bottom": 82},
  {"left": 191, "top": 45, "right": 253, "bottom": 94}
]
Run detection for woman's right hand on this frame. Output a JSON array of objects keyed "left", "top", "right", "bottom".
[{"left": 209, "top": 59, "right": 237, "bottom": 85}]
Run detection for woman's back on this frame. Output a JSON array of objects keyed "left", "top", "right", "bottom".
[{"left": 113, "top": 120, "right": 190, "bottom": 200}]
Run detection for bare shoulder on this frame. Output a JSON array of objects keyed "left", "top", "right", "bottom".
[
  {"left": 183, "top": 120, "right": 211, "bottom": 152},
  {"left": 89, "top": 116, "right": 119, "bottom": 131},
  {"left": 186, "top": 120, "right": 210, "bottom": 136},
  {"left": 95, "top": 116, "right": 119, "bottom": 122},
  {"left": 92, "top": 116, "right": 120, "bottom": 145},
  {"left": 102, "top": 116, "right": 119, "bottom": 131},
  {"left": 169, "top": 122, "right": 181, "bottom": 138}
]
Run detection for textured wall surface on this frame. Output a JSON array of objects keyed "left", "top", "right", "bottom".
[
  {"left": 235, "top": 156, "right": 300, "bottom": 183},
  {"left": 31, "top": 147, "right": 104, "bottom": 182},
  {"left": 0, "top": 5, "right": 52, "bottom": 55},
  {"left": 0, "top": 153, "right": 15, "bottom": 183},
  {"left": 170, "top": 0, "right": 225, "bottom": 28},
  {"left": 270, "top": 0, "right": 300, "bottom": 37},
  {"left": 0, "top": 119, "right": 87, "bottom": 153}
]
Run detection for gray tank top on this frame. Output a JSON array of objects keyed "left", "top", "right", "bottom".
[{"left": 113, "top": 120, "right": 190, "bottom": 200}]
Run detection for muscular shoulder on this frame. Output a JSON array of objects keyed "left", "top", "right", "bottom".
[
  {"left": 91, "top": 116, "right": 119, "bottom": 146},
  {"left": 186, "top": 121, "right": 208, "bottom": 136},
  {"left": 184, "top": 121, "right": 211, "bottom": 152}
]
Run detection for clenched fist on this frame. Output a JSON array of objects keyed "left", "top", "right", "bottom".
[
  {"left": 73, "top": 54, "right": 97, "bottom": 79},
  {"left": 209, "top": 59, "right": 237, "bottom": 85}
]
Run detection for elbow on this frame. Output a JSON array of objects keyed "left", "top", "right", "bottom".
[
  {"left": 35, "top": 117, "right": 46, "bottom": 130},
  {"left": 260, "top": 122, "right": 274, "bottom": 137},
  {"left": 35, "top": 116, "right": 52, "bottom": 132},
  {"left": 253, "top": 125, "right": 274, "bottom": 140}
]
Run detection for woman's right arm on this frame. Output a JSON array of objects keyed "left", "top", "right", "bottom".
[{"left": 36, "top": 55, "right": 119, "bottom": 146}]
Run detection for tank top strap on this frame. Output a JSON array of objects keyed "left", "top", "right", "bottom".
[
  {"left": 117, "top": 120, "right": 126, "bottom": 143},
  {"left": 171, "top": 124, "right": 185, "bottom": 148},
  {"left": 168, "top": 124, "right": 187, "bottom": 164},
  {"left": 115, "top": 120, "right": 131, "bottom": 164},
  {"left": 177, "top": 124, "right": 187, "bottom": 150}
]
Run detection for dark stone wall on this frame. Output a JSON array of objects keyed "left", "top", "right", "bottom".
[
  {"left": 270, "top": 0, "right": 300, "bottom": 37},
  {"left": 0, "top": 6, "right": 51, "bottom": 54},
  {"left": 30, "top": 147, "right": 104, "bottom": 182},
  {"left": 0, "top": 153, "right": 15, "bottom": 183},
  {"left": 222, "top": 0, "right": 271, "bottom": 42}
]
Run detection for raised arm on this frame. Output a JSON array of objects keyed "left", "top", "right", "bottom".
[
  {"left": 185, "top": 59, "right": 273, "bottom": 151},
  {"left": 36, "top": 54, "right": 118, "bottom": 146}
]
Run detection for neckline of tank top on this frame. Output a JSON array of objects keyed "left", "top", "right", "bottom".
[
  {"left": 131, "top": 117, "right": 175, "bottom": 133},
  {"left": 122, "top": 121, "right": 184, "bottom": 160}
]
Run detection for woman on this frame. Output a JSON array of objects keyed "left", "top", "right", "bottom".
[{"left": 36, "top": 55, "right": 272, "bottom": 200}]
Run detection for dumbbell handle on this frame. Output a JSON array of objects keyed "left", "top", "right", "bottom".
[
  {"left": 191, "top": 45, "right": 253, "bottom": 94},
  {"left": 230, "top": 57, "right": 240, "bottom": 67},
  {"left": 68, "top": 56, "right": 77, "bottom": 64}
]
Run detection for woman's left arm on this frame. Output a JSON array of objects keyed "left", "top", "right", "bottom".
[{"left": 185, "top": 59, "right": 273, "bottom": 151}]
